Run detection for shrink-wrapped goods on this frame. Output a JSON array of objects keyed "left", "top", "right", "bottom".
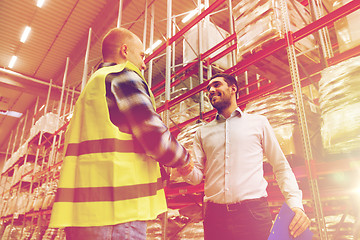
[
  {"left": 1, "top": 120, "right": 48, "bottom": 175},
  {"left": 332, "top": 0, "right": 360, "bottom": 53},
  {"left": 26, "top": 191, "right": 35, "bottom": 213},
  {"left": 183, "top": 20, "right": 232, "bottom": 69},
  {"left": 1, "top": 225, "right": 23, "bottom": 240},
  {"left": 0, "top": 194, "right": 9, "bottom": 217},
  {"left": 319, "top": 55, "right": 360, "bottom": 154},
  {"left": 147, "top": 208, "right": 204, "bottom": 239},
  {"left": 12, "top": 162, "right": 34, "bottom": 186},
  {"left": 1, "top": 224, "right": 11, "bottom": 240},
  {"left": 0, "top": 223, "right": 5, "bottom": 238},
  {"left": 29, "top": 226, "right": 46, "bottom": 240},
  {"left": 0, "top": 178, "right": 11, "bottom": 202},
  {"left": 53, "top": 228, "right": 66, "bottom": 240},
  {"left": 245, "top": 92, "right": 322, "bottom": 163},
  {"left": 5, "top": 194, "right": 17, "bottom": 216},
  {"left": 0, "top": 198, "right": 4, "bottom": 217},
  {"left": 41, "top": 228, "right": 58, "bottom": 240},
  {"left": 29, "top": 112, "right": 64, "bottom": 141},
  {"left": 233, "top": 0, "right": 316, "bottom": 62},
  {"left": 15, "top": 192, "right": 29, "bottom": 215},
  {"left": 32, "top": 185, "right": 46, "bottom": 211},
  {"left": 41, "top": 180, "right": 58, "bottom": 210},
  {"left": 172, "top": 121, "right": 207, "bottom": 182},
  {"left": 157, "top": 88, "right": 212, "bottom": 129},
  {"left": 20, "top": 225, "right": 34, "bottom": 240},
  {"left": 177, "top": 121, "right": 207, "bottom": 158}
]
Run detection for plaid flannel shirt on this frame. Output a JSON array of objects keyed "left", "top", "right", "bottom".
[{"left": 99, "top": 62, "right": 190, "bottom": 168}]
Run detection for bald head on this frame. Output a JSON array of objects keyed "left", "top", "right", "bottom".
[{"left": 101, "top": 28, "right": 146, "bottom": 70}]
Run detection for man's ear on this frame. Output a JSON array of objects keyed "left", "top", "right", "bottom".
[
  {"left": 231, "top": 84, "right": 237, "bottom": 94},
  {"left": 120, "top": 44, "right": 128, "bottom": 58}
]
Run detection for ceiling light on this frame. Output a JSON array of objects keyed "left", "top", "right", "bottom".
[
  {"left": 0, "top": 110, "right": 23, "bottom": 118},
  {"left": 145, "top": 40, "right": 162, "bottom": 54},
  {"left": 182, "top": 4, "right": 205, "bottom": 23},
  {"left": 37, "top": 0, "right": 45, "bottom": 8},
  {"left": 20, "top": 26, "right": 31, "bottom": 43},
  {"left": 8, "top": 56, "right": 17, "bottom": 68}
]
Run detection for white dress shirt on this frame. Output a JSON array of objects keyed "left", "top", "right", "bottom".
[{"left": 183, "top": 108, "right": 303, "bottom": 209}]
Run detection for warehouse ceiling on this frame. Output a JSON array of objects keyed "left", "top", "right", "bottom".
[{"left": 0, "top": 0, "right": 233, "bottom": 157}]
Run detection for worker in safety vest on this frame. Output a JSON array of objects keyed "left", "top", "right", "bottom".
[{"left": 49, "top": 27, "right": 193, "bottom": 240}]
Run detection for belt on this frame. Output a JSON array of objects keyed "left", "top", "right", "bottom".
[{"left": 207, "top": 197, "right": 267, "bottom": 212}]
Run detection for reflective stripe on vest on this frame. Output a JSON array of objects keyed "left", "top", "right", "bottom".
[
  {"left": 65, "top": 138, "right": 145, "bottom": 156},
  {"left": 49, "top": 62, "right": 167, "bottom": 228},
  {"left": 55, "top": 178, "right": 163, "bottom": 202}
]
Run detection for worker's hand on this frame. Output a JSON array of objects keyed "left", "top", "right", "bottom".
[
  {"left": 177, "top": 159, "right": 194, "bottom": 176},
  {"left": 289, "top": 207, "right": 310, "bottom": 238}
]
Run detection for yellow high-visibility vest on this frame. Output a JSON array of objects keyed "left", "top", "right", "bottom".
[{"left": 49, "top": 61, "right": 167, "bottom": 227}]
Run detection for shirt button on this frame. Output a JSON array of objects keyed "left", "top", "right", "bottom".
[
  {"left": 225, "top": 170, "right": 230, "bottom": 174},
  {"left": 225, "top": 188, "right": 229, "bottom": 191}
]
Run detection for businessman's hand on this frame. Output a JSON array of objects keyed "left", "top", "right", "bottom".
[
  {"left": 177, "top": 159, "right": 194, "bottom": 176},
  {"left": 289, "top": 207, "right": 310, "bottom": 238}
]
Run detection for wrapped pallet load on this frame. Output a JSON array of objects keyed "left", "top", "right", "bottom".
[
  {"left": 156, "top": 88, "right": 212, "bottom": 129},
  {"left": 245, "top": 92, "right": 322, "bottom": 165},
  {"left": 319, "top": 55, "right": 360, "bottom": 154},
  {"left": 29, "top": 112, "right": 64, "bottom": 140},
  {"left": 332, "top": 0, "right": 360, "bottom": 53},
  {"left": 233, "top": 0, "right": 316, "bottom": 62},
  {"left": 183, "top": 20, "right": 232, "bottom": 69},
  {"left": 172, "top": 121, "right": 207, "bottom": 182}
]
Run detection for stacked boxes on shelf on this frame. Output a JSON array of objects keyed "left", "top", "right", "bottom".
[
  {"left": 233, "top": 0, "right": 316, "bottom": 60},
  {"left": 157, "top": 87, "right": 211, "bottom": 182},
  {"left": 232, "top": 0, "right": 319, "bottom": 83},
  {"left": 172, "top": 121, "right": 207, "bottom": 182},
  {"left": 156, "top": 88, "right": 212, "bottom": 129},
  {"left": 29, "top": 112, "right": 64, "bottom": 141},
  {"left": 319, "top": 55, "right": 360, "bottom": 154},
  {"left": 1, "top": 112, "right": 63, "bottom": 177},
  {"left": 245, "top": 91, "right": 323, "bottom": 164},
  {"left": 0, "top": 109, "right": 66, "bottom": 240},
  {"left": 332, "top": 0, "right": 360, "bottom": 53},
  {"left": 183, "top": 20, "right": 232, "bottom": 69}
]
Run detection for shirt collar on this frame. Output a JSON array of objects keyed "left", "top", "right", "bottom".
[
  {"left": 216, "top": 107, "right": 243, "bottom": 121},
  {"left": 97, "top": 62, "right": 117, "bottom": 70}
]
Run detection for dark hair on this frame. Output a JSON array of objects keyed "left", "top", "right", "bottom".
[{"left": 209, "top": 73, "right": 238, "bottom": 94}]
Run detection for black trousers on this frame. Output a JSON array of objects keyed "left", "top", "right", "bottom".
[{"left": 203, "top": 197, "right": 273, "bottom": 240}]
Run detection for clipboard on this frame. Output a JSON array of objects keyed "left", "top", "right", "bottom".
[{"left": 268, "top": 203, "right": 313, "bottom": 240}]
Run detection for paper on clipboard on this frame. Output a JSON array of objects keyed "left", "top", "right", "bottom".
[{"left": 268, "top": 203, "right": 313, "bottom": 240}]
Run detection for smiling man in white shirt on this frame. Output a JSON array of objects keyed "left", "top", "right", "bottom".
[{"left": 179, "top": 73, "right": 310, "bottom": 240}]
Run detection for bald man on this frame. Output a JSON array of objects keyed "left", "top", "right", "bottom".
[{"left": 49, "top": 28, "right": 191, "bottom": 240}]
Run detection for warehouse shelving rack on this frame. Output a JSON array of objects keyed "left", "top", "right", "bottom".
[
  {"left": 1, "top": 0, "right": 360, "bottom": 239},
  {"left": 0, "top": 61, "right": 75, "bottom": 239},
  {"left": 142, "top": 0, "right": 360, "bottom": 239}
]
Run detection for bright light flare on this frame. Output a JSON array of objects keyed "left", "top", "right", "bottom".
[
  {"left": 8, "top": 56, "right": 17, "bottom": 68},
  {"left": 20, "top": 26, "right": 31, "bottom": 43},
  {"left": 145, "top": 40, "right": 162, "bottom": 54},
  {"left": 37, "top": 0, "right": 45, "bottom": 8},
  {"left": 0, "top": 110, "right": 23, "bottom": 118},
  {"left": 182, "top": 4, "right": 205, "bottom": 23}
]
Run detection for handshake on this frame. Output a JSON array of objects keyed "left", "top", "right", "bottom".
[{"left": 177, "top": 159, "right": 194, "bottom": 176}]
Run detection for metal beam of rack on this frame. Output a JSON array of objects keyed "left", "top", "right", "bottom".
[
  {"left": 144, "top": 0, "right": 226, "bottom": 64},
  {"left": 161, "top": 1, "right": 360, "bottom": 131},
  {"left": 226, "top": 0, "right": 360, "bottom": 77},
  {"left": 154, "top": 0, "right": 360, "bottom": 118}
]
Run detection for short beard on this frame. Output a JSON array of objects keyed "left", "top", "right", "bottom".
[{"left": 212, "top": 99, "right": 231, "bottom": 113}]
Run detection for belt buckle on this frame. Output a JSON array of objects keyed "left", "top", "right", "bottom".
[{"left": 226, "top": 202, "right": 239, "bottom": 212}]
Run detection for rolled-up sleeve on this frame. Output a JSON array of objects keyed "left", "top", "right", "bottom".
[{"left": 110, "top": 70, "right": 190, "bottom": 168}]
